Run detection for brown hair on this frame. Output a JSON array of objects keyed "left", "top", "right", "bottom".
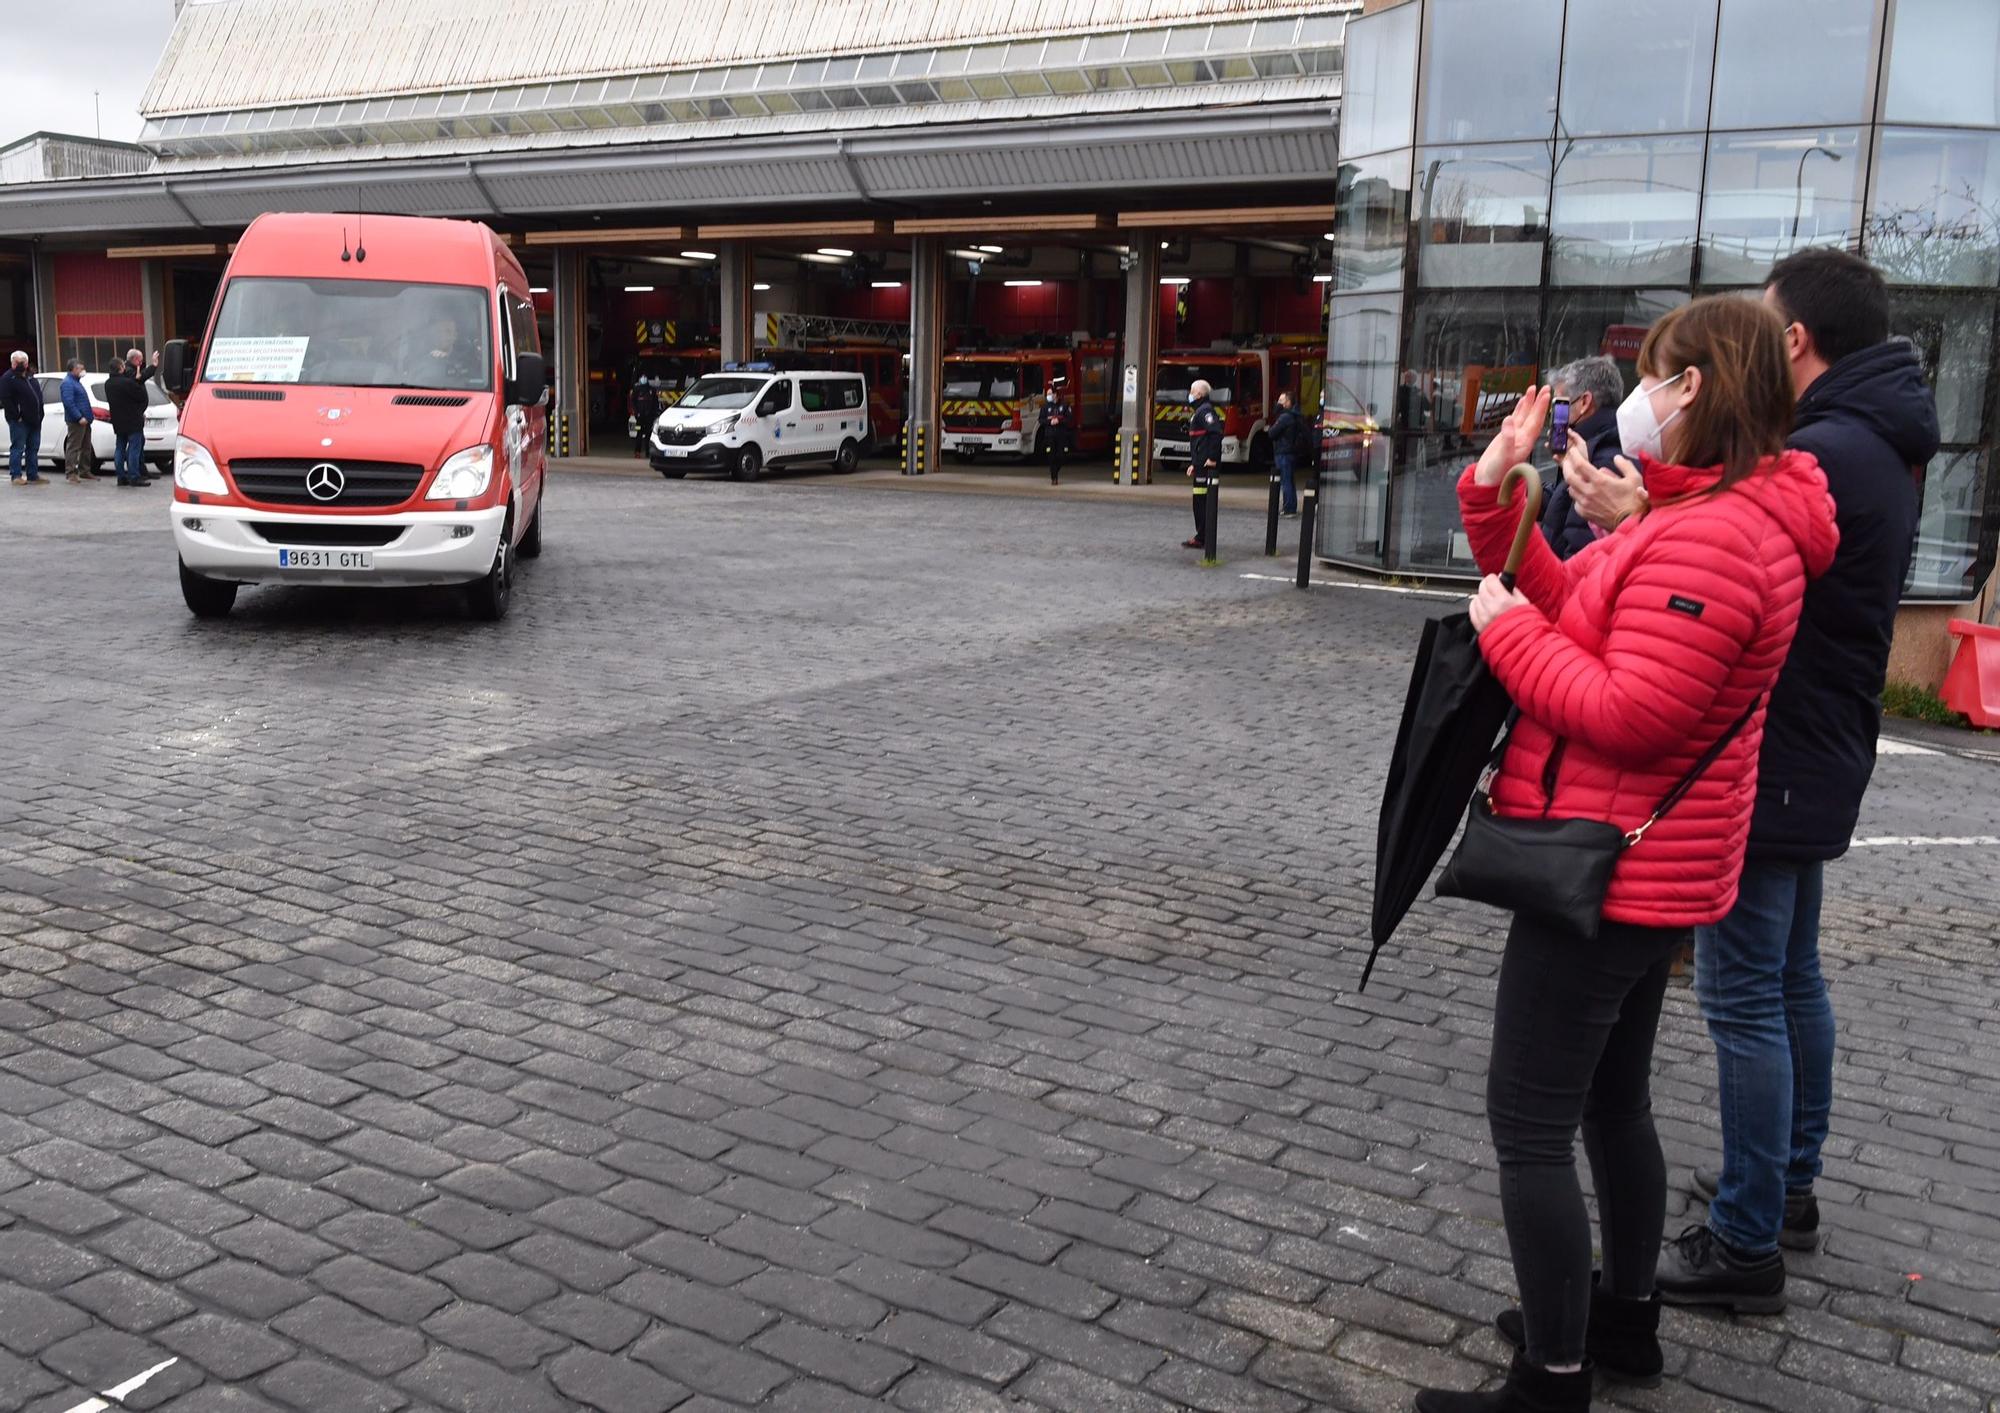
[{"left": 1636, "top": 294, "right": 1794, "bottom": 493}]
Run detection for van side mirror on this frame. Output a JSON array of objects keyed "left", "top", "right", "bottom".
[
  {"left": 161, "top": 340, "right": 193, "bottom": 398},
  {"left": 507, "top": 352, "right": 547, "bottom": 408}
]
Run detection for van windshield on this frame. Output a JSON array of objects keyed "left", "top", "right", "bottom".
[
  {"left": 1156, "top": 363, "right": 1235, "bottom": 406},
  {"left": 679, "top": 376, "right": 766, "bottom": 410},
  {"left": 202, "top": 277, "right": 493, "bottom": 391}
]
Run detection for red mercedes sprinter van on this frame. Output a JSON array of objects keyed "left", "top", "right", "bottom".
[{"left": 162, "top": 213, "right": 547, "bottom": 621}]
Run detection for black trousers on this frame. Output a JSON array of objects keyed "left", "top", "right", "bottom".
[
  {"left": 1190, "top": 471, "right": 1217, "bottom": 536},
  {"left": 1487, "top": 912, "right": 1687, "bottom": 1366}
]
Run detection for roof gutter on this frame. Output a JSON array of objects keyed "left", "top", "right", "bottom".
[{"left": 159, "top": 178, "right": 202, "bottom": 229}]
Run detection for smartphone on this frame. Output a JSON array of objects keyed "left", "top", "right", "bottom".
[{"left": 1550, "top": 396, "right": 1571, "bottom": 456}]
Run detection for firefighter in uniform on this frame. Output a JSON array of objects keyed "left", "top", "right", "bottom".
[
  {"left": 1183, "top": 378, "right": 1224, "bottom": 548},
  {"left": 631, "top": 377, "right": 661, "bottom": 458},
  {"left": 1041, "top": 382, "right": 1076, "bottom": 486}
]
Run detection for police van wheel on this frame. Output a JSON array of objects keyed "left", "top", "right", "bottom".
[
  {"left": 466, "top": 528, "right": 512, "bottom": 622},
  {"left": 734, "top": 445, "right": 763, "bottom": 482},
  {"left": 834, "top": 439, "right": 859, "bottom": 475},
  {"left": 179, "top": 559, "right": 237, "bottom": 619}
]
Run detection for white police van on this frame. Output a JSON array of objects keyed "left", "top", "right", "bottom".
[{"left": 648, "top": 364, "right": 869, "bottom": 481}]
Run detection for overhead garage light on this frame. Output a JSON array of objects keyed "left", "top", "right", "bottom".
[
  {"left": 975, "top": 245, "right": 1004, "bottom": 254},
  {"left": 753, "top": 282, "right": 772, "bottom": 291},
  {"left": 1313, "top": 274, "right": 1333, "bottom": 283},
  {"left": 949, "top": 249, "right": 987, "bottom": 262},
  {"left": 817, "top": 247, "right": 854, "bottom": 258},
  {"left": 871, "top": 280, "right": 903, "bottom": 289},
  {"left": 1324, "top": 231, "right": 1339, "bottom": 241},
  {"left": 529, "top": 286, "right": 549, "bottom": 294},
  {"left": 1160, "top": 277, "right": 1190, "bottom": 286},
  {"left": 680, "top": 250, "right": 717, "bottom": 260},
  {"left": 1004, "top": 279, "right": 1043, "bottom": 287},
  {"left": 624, "top": 285, "right": 655, "bottom": 292}
]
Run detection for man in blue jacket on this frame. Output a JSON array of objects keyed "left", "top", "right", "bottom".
[
  {"left": 1650, "top": 249, "right": 1939, "bottom": 1310},
  {"left": 1, "top": 351, "right": 47, "bottom": 486},
  {"left": 59, "top": 360, "right": 95, "bottom": 484}
]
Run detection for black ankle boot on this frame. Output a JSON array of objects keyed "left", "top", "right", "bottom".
[
  {"left": 1414, "top": 1355, "right": 1593, "bottom": 1412},
  {"left": 1496, "top": 1274, "right": 1662, "bottom": 1387}
]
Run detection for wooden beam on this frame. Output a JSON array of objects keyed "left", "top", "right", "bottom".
[
  {"left": 696, "top": 219, "right": 892, "bottom": 241},
  {"left": 1116, "top": 205, "right": 1338, "bottom": 230},
  {"left": 106, "top": 243, "right": 228, "bottom": 260},
  {"left": 523, "top": 227, "right": 690, "bottom": 247},
  {"left": 893, "top": 214, "right": 1112, "bottom": 236}
]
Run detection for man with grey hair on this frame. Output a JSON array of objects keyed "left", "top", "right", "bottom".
[
  {"left": 1183, "top": 377, "right": 1224, "bottom": 549},
  {"left": 1539, "top": 354, "right": 1627, "bottom": 558},
  {"left": 0, "top": 350, "right": 47, "bottom": 486},
  {"left": 103, "top": 347, "right": 157, "bottom": 487}
]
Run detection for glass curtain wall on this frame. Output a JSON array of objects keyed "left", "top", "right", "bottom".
[{"left": 1323, "top": 0, "right": 2000, "bottom": 602}]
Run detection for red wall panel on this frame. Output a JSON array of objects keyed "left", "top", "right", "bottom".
[{"left": 53, "top": 252, "right": 142, "bottom": 337}]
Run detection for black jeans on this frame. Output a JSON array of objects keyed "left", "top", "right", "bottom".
[{"left": 1488, "top": 912, "right": 1688, "bottom": 1366}]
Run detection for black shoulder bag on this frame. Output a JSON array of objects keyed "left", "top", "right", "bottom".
[{"left": 1435, "top": 696, "right": 1761, "bottom": 942}]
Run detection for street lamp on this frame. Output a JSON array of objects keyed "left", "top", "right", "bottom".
[{"left": 1792, "top": 145, "right": 1844, "bottom": 241}]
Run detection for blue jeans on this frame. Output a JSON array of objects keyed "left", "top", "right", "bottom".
[
  {"left": 8, "top": 421, "right": 42, "bottom": 480},
  {"left": 1275, "top": 452, "right": 1298, "bottom": 513},
  {"left": 1694, "top": 859, "right": 1834, "bottom": 1256},
  {"left": 114, "top": 431, "right": 147, "bottom": 483}
]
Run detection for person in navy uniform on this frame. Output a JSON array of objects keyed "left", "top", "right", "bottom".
[
  {"left": 1041, "top": 382, "right": 1076, "bottom": 486},
  {"left": 1183, "top": 378, "right": 1224, "bottom": 547}
]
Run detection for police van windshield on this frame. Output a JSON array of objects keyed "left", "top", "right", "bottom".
[
  {"left": 202, "top": 278, "right": 493, "bottom": 391},
  {"left": 1155, "top": 363, "right": 1235, "bottom": 405},
  {"left": 679, "top": 376, "right": 766, "bottom": 410},
  {"left": 942, "top": 361, "right": 1036, "bottom": 400}
]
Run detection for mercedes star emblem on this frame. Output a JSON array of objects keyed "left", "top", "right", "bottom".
[{"left": 305, "top": 463, "right": 345, "bottom": 501}]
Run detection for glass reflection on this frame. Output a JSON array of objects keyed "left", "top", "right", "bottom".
[
  {"left": 1890, "top": 292, "right": 1997, "bottom": 448},
  {"left": 1710, "top": 0, "right": 1878, "bottom": 130},
  {"left": 1541, "top": 288, "right": 1690, "bottom": 391},
  {"left": 1867, "top": 129, "right": 2000, "bottom": 287},
  {"left": 1333, "top": 150, "right": 1414, "bottom": 293},
  {"left": 1319, "top": 294, "right": 1402, "bottom": 564},
  {"left": 1414, "top": 143, "right": 1553, "bottom": 287},
  {"left": 1421, "top": 0, "right": 1562, "bottom": 145},
  {"left": 1700, "top": 129, "right": 1868, "bottom": 285},
  {"left": 1341, "top": 3, "right": 1420, "bottom": 158},
  {"left": 1559, "top": 0, "right": 1717, "bottom": 138},
  {"left": 1883, "top": 0, "right": 2000, "bottom": 128},
  {"left": 1550, "top": 135, "right": 1705, "bottom": 286},
  {"left": 1907, "top": 450, "right": 1987, "bottom": 598},
  {"left": 1396, "top": 289, "right": 1542, "bottom": 571}
]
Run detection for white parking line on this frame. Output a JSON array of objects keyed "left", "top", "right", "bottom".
[
  {"left": 1851, "top": 836, "right": 1999, "bottom": 848},
  {"left": 1239, "top": 572, "right": 1464, "bottom": 600},
  {"left": 1875, "top": 737, "right": 1941, "bottom": 756},
  {"left": 60, "top": 1359, "right": 177, "bottom": 1413}
]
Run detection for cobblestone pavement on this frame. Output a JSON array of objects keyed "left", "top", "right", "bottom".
[{"left": 1, "top": 472, "right": 1996, "bottom": 1413}]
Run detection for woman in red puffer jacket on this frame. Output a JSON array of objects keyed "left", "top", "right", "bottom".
[{"left": 1415, "top": 296, "right": 1839, "bottom": 1413}]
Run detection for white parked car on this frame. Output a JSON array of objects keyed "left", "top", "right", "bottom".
[
  {"left": 35, "top": 372, "right": 179, "bottom": 475},
  {"left": 648, "top": 367, "right": 869, "bottom": 481}
]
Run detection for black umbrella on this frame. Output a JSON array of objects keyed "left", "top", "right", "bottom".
[{"left": 1363, "top": 465, "right": 1542, "bottom": 989}]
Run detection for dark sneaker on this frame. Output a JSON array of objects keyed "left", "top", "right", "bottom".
[
  {"left": 1656, "top": 1224, "right": 1785, "bottom": 1314},
  {"left": 1181, "top": 536, "right": 1204, "bottom": 548},
  {"left": 1691, "top": 1168, "right": 1821, "bottom": 1251}
]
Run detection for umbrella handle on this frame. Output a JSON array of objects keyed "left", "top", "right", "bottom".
[{"left": 1497, "top": 463, "right": 1543, "bottom": 591}]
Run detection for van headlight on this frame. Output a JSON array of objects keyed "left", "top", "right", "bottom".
[
  {"left": 174, "top": 436, "right": 226, "bottom": 495},
  {"left": 426, "top": 445, "right": 493, "bottom": 500},
  {"left": 715, "top": 414, "right": 739, "bottom": 434}
]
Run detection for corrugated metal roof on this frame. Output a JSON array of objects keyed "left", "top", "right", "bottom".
[{"left": 144, "top": 0, "right": 1341, "bottom": 115}]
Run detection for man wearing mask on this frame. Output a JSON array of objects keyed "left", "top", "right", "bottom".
[
  {"left": 1269, "top": 391, "right": 1303, "bottom": 517},
  {"left": 631, "top": 377, "right": 661, "bottom": 459},
  {"left": 103, "top": 348, "right": 156, "bottom": 488},
  {"left": 1568, "top": 250, "right": 1940, "bottom": 1312},
  {"left": 1041, "top": 381, "right": 1075, "bottom": 486},
  {"left": 59, "top": 360, "right": 95, "bottom": 484},
  {"left": 1, "top": 351, "right": 47, "bottom": 486},
  {"left": 1537, "top": 355, "right": 1625, "bottom": 558},
  {"left": 1182, "top": 378, "right": 1223, "bottom": 549}
]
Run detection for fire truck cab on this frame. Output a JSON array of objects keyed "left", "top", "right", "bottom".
[
  {"left": 1153, "top": 341, "right": 1325, "bottom": 471},
  {"left": 942, "top": 339, "right": 1115, "bottom": 461}
]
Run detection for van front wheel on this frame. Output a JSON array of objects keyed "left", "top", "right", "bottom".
[
  {"left": 734, "top": 445, "right": 763, "bottom": 482},
  {"left": 179, "top": 559, "right": 237, "bottom": 619},
  {"left": 466, "top": 527, "right": 512, "bottom": 621}
]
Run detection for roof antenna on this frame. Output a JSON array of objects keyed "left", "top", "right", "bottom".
[
  {"left": 341, "top": 225, "right": 352, "bottom": 262},
  {"left": 355, "top": 197, "right": 367, "bottom": 264}
]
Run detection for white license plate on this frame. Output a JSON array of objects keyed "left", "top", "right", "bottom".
[
  {"left": 278, "top": 548, "right": 373, "bottom": 570},
  {"left": 658, "top": 444, "right": 688, "bottom": 456}
]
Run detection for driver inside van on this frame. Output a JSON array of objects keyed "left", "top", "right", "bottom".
[{"left": 410, "top": 312, "right": 481, "bottom": 388}]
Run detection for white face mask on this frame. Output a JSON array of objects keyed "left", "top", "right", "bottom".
[{"left": 1616, "top": 370, "right": 1687, "bottom": 461}]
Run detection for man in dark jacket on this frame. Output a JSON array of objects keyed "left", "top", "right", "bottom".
[
  {"left": 1538, "top": 355, "right": 1626, "bottom": 558},
  {"left": 1, "top": 351, "right": 48, "bottom": 486},
  {"left": 103, "top": 349, "right": 156, "bottom": 488},
  {"left": 1040, "top": 383, "right": 1075, "bottom": 486},
  {"left": 1269, "top": 392, "right": 1303, "bottom": 516},
  {"left": 1655, "top": 248, "right": 1939, "bottom": 1311},
  {"left": 1183, "top": 379, "right": 1224, "bottom": 548}
]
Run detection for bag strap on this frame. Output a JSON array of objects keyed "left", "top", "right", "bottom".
[{"left": 1624, "top": 693, "right": 1764, "bottom": 847}]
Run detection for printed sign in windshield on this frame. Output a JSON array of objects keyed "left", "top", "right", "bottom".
[{"left": 206, "top": 337, "right": 311, "bottom": 383}]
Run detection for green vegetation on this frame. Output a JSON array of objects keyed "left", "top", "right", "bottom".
[{"left": 1882, "top": 679, "right": 1970, "bottom": 729}]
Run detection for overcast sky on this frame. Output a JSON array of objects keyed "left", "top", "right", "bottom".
[{"left": 6, "top": 1, "right": 179, "bottom": 147}]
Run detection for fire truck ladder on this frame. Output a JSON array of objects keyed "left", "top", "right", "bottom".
[{"left": 764, "top": 312, "right": 911, "bottom": 348}]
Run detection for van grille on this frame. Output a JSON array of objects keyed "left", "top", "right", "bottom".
[
  {"left": 392, "top": 394, "right": 470, "bottom": 407},
  {"left": 214, "top": 388, "right": 284, "bottom": 401},
  {"left": 944, "top": 416, "right": 1010, "bottom": 433},
  {"left": 229, "top": 459, "right": 426, "bottom": 506},
  {"left": 246, "top": 522, "right": 403, "bottom": 547},
  {"left": 656, "top": 425, "right": 705, "bottom": 447}
]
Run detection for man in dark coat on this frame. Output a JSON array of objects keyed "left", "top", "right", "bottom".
[
  {"left": 1538, "top": 354, "right": 1626, "bottom": 558},
  {"left": 1040, "top": 383, "right": 1075, "bottom": 486},
  {"left": 631, "top": 377, "right": 661, "bottom": 458},
  {"left": 1182, "top": 379, "right": 1224, "bottom": 548},
  {"left": 103, "top": 349, "right": 157, "bottom": 488},
  {"left": 1269, "top": 391, "right": 1304, "bottom": 516},
  {"left": 1, "top": 351, "right": 47, "bottom": 486},
  {"left": 1652, "top": 249, "right": 1940, "bottom": 1310}
]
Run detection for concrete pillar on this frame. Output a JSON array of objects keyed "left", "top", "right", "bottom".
[
  {"left": 1117, "top": 240, "right": 1161, "bottom": 486},
  {"left": 552, "top": 247, "right": 589, "bottom": 457},
  {"left": 905, "top": 237, "right": 945, "bottom": 476},
  {"left": 140, "top": 258, "right": 166, "bottom": 358},
  {"left": 718, "top": 241, "right": 753, "bottom": 367},
  {"left": 31, "top": 249, "right": 56, "bottom": 367}
]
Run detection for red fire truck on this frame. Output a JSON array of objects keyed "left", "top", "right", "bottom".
[
  {"left": 1152, "top": 339, "right": 1325, "bottom": 470},
  {"left": 941, "top": 340, "right": 1116, "bottom": 461}
]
